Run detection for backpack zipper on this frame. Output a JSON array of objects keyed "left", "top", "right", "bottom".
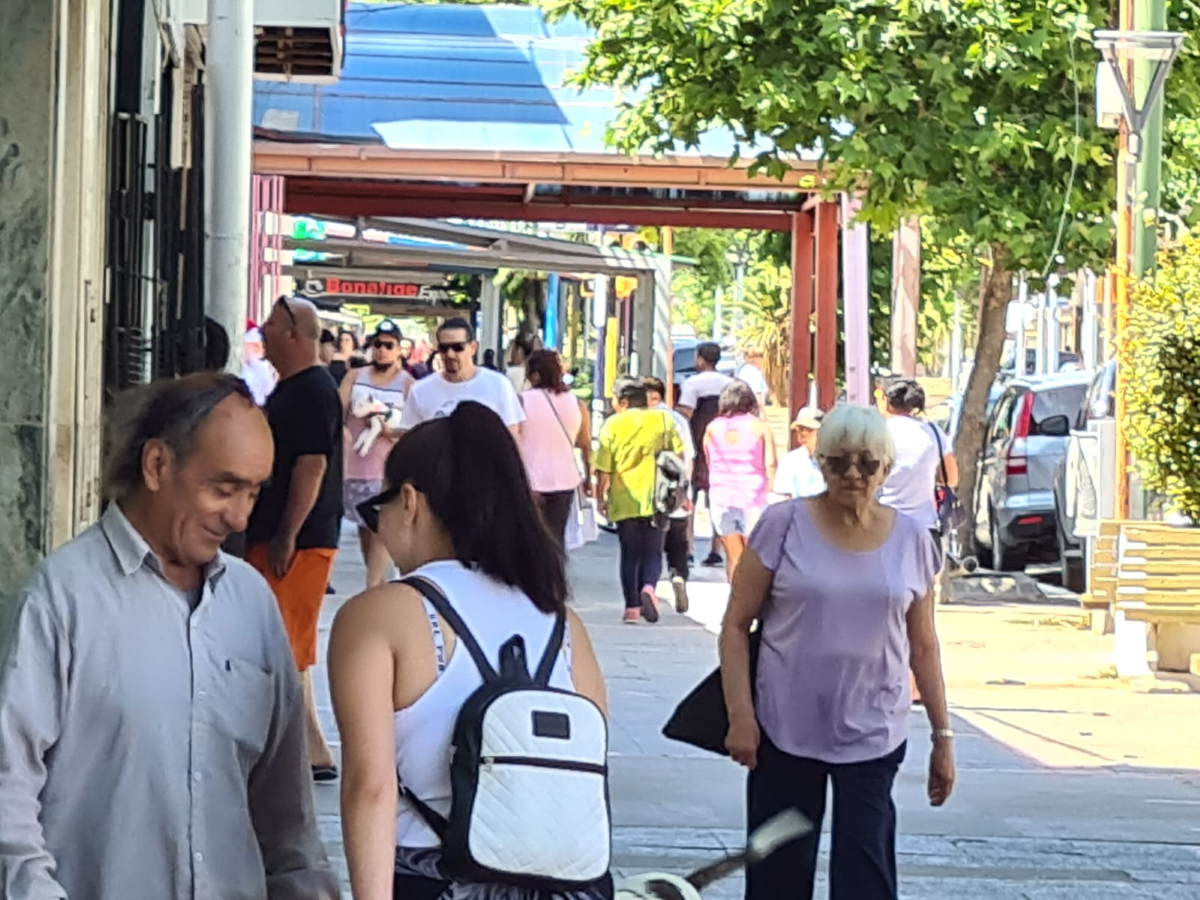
[{"left": 482, "top": 755, "right": 606, "bottom": 775}]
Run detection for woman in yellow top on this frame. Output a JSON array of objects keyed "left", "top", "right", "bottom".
[{"left": 594, "top": 377, "right": 685, "bottom": 624}]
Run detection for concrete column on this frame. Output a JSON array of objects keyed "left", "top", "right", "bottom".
[
  {"left": 890, "top": 217, "right": 920, "bottom": 377},
  {"left": 632, "top": 270, "right": 653, "bottom": 375},
  {"left": 478, "top": 276, "right": 502, "bottom": 359},
  {"left": 205, "top": 0, "right": 255, "bottom": 374},
  {"left": 0, "top": 0, "right": 110, "bottom": 612},
  {"left": 651, "top": 255, "right": 672, "bottom": 379},
  {"left": 789, "top": 212, "right": 814, "bottom": 423},
  {"left": 841, "top": 195, "right": 871, "bottom": 405},
  {"left": 814, "top": 201, "right": 840, "bottom": 410}
]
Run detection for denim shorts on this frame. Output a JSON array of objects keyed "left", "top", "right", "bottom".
[{"left": 711, "top": 504, "right": 765, "bottom": 537}]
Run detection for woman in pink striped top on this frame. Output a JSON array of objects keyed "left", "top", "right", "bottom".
[{"left": 704, "top": 380, "right": 777, "bottom": 582}]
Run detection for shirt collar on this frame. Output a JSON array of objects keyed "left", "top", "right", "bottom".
[{"left": 101, "top": 502, "right": 228, "bottom": 585}]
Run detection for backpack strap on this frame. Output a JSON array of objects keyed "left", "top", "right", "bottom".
[
  {"left": 402, "top": 576, "right": 498, "bottom": 682},
  {"left": 533, "top": 611, "right": 567, "bottom": 685},
  {"left": 926, "top": 421, "right": 950, "bottom": 487},
  {"left": 396, "top": 777, "right": 450, "bottom": 840}
]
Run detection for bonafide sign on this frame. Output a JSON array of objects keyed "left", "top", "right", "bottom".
[{"left": 302, "top": 277, "right": 453, "bottom": 303}]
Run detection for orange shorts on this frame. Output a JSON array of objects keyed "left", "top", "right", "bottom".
[{"left": 246, "top": 544, "right": 337, "bottom": 671}]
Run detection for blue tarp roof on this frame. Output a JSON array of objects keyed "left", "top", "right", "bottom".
[{"left": 254, "top": 2, "right": 759, "bottom": 156}]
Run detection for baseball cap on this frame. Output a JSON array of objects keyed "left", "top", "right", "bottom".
[
  {"left": 791, "top": 406, "right": 824, "bottom": 430},
  {"left": 371, "top": 320, "right": 402, "bottom": 342}
]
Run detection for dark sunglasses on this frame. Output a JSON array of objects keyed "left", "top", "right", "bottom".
[
  {"left": 373, "top": 339, "right": 398, "bottom": 350},
  {"left": 355, "top": 486, "right": 400, "bottom": 534},
  {"left": 822, "top": 454, "right": 883, "bottom": 478},
  {"left": 438, "top": 341, "right": 469, "bottom": 354}
]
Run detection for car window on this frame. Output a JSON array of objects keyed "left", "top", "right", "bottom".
[
  {"left": 989, "top": 391, "right": 1017, "bottom": 442},
  {"left": 1032, "top": 385, "right": 1088, "bottom": 434},
  {"left": 672, "top": 347, "right": 696, "bottom": 373}
]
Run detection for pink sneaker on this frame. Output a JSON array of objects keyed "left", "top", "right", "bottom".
[
  {"left": 640, "top": 587, "right": 660, "bottom": 623},
  {"left": 623, "top": 608, "right": 641, "bottom": 624}
]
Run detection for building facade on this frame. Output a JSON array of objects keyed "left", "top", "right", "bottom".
[{"left": 0, "top": 0, "right": 342, "bottom": 616}]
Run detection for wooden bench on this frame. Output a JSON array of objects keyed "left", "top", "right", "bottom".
[
  {"left": 1088, "top": 521, "right": 1200, "bottom": 625},
  {"left": 1081, "top": 520, "right": 1119, "bottom": 611}
]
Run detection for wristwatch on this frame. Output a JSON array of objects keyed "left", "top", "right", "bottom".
[{"left": 933, "top": 728, "right": 955, "bottom": 741}]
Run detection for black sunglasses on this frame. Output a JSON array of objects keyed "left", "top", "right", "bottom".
[
  {"left": 822, "top": 454, "right": 883, "bottom": 478},
  {"left": 438, "top": 341, "right": 469, "bottom": 354},
  {"left": 356, "top": 486, "right": 400, "bottom": 534},
  {"left": 373, "top": 339, "right": 398, "bottom": 350}
]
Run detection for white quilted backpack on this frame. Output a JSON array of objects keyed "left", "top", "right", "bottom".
[{"left": 400, "top": 577, "right": 612, "bottom": 891}]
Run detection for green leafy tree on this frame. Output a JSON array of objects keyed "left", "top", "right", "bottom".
[
  {"left": 1121, "top": 235, "right": 1200, "bottom": 522},
  {"left": 546, "top": 0, "right": 1134, "bottom": 546}
]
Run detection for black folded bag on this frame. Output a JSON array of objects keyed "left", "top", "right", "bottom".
[{"left": 661, "top": 627, "right": 762, "bottom": 756}]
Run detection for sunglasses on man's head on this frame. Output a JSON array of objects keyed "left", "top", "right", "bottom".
[
  {"left": 373, "top": 339, "right": 397, "bottom": 350},
  {"left": 355, "top": 486, "right": 399, "bottom": 534},
  {"left": 822, "top": 454, "right": 883, "bottom": 478},
  {"left": 275, "top": 297, "right": 297, "bottom": 325},
  {"left": 438, "top": 341, "right": 469, "bottom": 354}
]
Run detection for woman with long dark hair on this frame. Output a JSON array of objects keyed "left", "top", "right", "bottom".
[
  {"left": 703, "top": 381, "right": 776, "bottom": 582},
  {"left": 329, "top": 401, "right": 609, "bottom": 900},
  {"left": 520, "top": 349, "right": 592, "bottom": 547}
]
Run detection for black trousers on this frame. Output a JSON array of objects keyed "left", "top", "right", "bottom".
[
  {"left": 664, "top": 516, "right": 690, "bottom": 580},
  {"left": 615, "top": 517, "right": 666, "bottom": 609},
  {"left": 537, "top": 490, "right": 576, "bottom": 549},
  {"left": 746, "top": 736, "right": 906, "bottom": 900}
]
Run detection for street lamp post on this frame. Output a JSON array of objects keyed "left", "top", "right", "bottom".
[
  {"left": 726, "top": 246, "right": 751, "bottom": 340},
  {"left": 1093, "top": 25, "right": 1185, "bottom": 519}
]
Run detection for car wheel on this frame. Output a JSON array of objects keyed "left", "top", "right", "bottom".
[
  {"left": 1058, "top": 527, "right": 1085, "bottom": 593},
  {"left": 991, "top": 511, "right": 1026, "bottom": 571}
]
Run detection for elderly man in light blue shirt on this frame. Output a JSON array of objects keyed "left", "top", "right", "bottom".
[
  {"left": 771, "top": 407, "right": 827, "bottom": 502},
  {"left": 0, "top": 373, "right": 340, "bottom": 900}
]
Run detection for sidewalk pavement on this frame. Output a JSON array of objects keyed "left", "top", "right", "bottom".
[{"left": 311, "top": 529, "right": 1200, "bottom": 899}]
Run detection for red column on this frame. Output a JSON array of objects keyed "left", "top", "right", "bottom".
[
  {"left": 789, "top": 211, "right": 814, "bottom": 425},
  {"left": 815, "top": 201, "right": 840, "bottom": 410}
]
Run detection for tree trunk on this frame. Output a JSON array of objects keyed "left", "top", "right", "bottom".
[{"left": 954, "top": 245, "right": 1013, "bottom": 555}]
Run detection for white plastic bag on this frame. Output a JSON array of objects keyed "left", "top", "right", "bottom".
[{"left": 564, "top": 490, "right": 599, "bottom": 551}]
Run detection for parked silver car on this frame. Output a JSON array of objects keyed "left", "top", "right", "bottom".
[
  {"left": 972, "top": 372, "right": 1093, "bottom": 570},
  {"left": 1053, "top": 361, "right": 1117, "bottom": 591}
]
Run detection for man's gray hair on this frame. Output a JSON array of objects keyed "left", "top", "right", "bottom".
[
  {"left": 816, "top": 404, "right": 896, "bottom": 468},
  {"left": 103, "top": 372, "right": 255, "bottom": 501}
]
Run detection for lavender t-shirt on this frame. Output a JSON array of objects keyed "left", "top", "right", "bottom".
[{"left": 749, "top": 499, "right": 937, "bottom": 764}]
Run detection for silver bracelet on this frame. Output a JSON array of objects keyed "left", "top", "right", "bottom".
[{"left": 933, "top": 728, "right": 955, "bottom": 740}]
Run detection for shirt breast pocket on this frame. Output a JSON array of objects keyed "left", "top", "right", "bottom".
[{"left": 210, "top": 657, "right": 276, "bottom": 764}]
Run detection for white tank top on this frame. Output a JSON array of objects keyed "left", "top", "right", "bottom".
[{"left": 393, "top": 560, "right": 575, "bottom": 848}]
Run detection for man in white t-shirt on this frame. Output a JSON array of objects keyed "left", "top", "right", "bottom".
[
  {"left": 736, "top": 348, "right": 770, "bottom": 410},
  {"left": 677, "top": 342, "right": 734, "bottom": 568},
  {"left": 400, "top": 317, "right": 526, "bottom": 439}
]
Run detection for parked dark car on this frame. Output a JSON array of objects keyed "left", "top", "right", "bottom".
[
  {"left": 1052, "top": 361, "right": 1116, "bottom": 591},
  {"left": 972, "top": 372, "right": 1093, "bottom": 570}
]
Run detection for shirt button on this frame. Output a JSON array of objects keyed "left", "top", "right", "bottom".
[
  {"left": 197, "top": 690, "right": 207, "bottom": 699},
  {"left": 193, "top": 772, "right": 202, "bottom": 783},
  {"left": 194, "top": 851, "right": 204, "bottom": 863}
]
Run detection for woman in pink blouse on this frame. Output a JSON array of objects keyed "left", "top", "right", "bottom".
[
  {"left": 704, "top": 381, "right": 776, "bottom": 582},
  {"left": 519, "top": 350, "right": 592, "bottom": 547}
]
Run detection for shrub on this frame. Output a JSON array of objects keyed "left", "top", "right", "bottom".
[{"left": 1120, "top": 235, "right": 1200, "bottom": 521}]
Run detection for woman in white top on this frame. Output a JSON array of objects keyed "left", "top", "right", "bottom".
[
  {"left": 878, "top": 379, "right": 958, "bottom": 550},
  {"left": 520, "top": 350, "right": 592, "bottom": 548},
  {"left": 329, "top": 402, "right": 608, "bottom": 900}
]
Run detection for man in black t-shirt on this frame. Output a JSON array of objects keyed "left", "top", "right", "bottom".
[{"left": 247, "top": 296, "right": 344, "bottom": 780}]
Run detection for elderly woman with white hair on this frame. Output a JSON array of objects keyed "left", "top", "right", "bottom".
[{"left": 719, "top": 403, "right": 954, "bottom": 900}]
